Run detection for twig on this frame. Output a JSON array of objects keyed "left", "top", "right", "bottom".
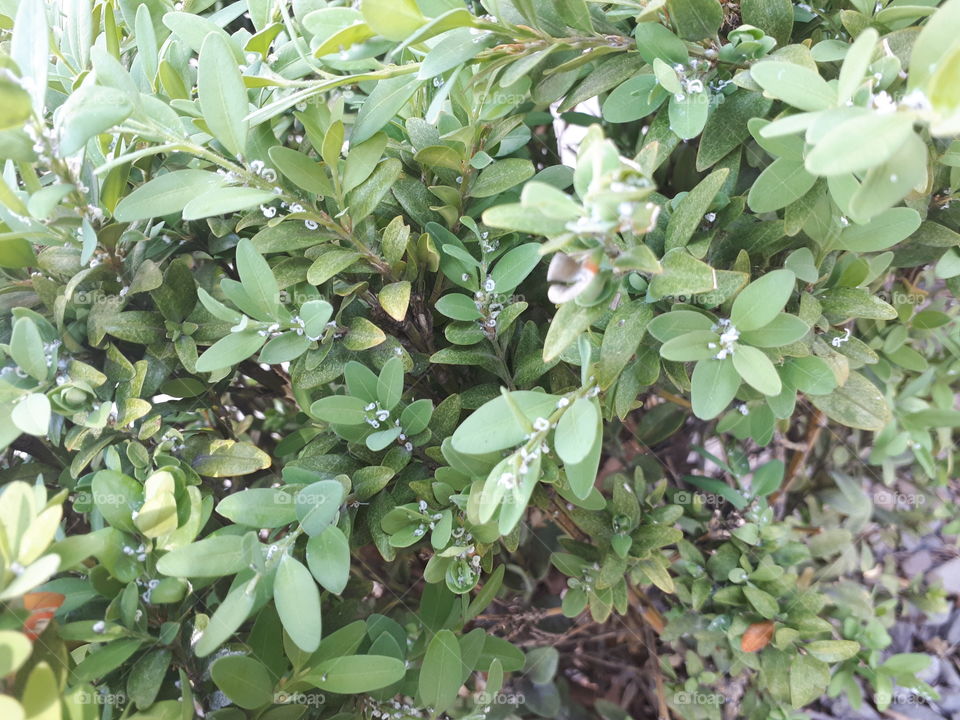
[{"left": 770, "top": 407, "right": 825, "bottom": 504}]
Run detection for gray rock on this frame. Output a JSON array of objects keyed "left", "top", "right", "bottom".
[
  {"left": 929, "top": 557, "right": 960, "bottom": 595},
  {"left": 904, "top": 550, "right": 935, "bottom": 576}
]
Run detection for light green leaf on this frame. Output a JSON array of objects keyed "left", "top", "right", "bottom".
[
  {"left": 216, "top": 489, "right": 297, "bottom": 528},
  {"left": 808, "top": 371, "right": 890, "bottom": 431},
  {"left": 747, "top": 158, "right": 817, "bottom": 213},
  {"left": 195, "top": 578, "right": 256, "bottom": 657},
  {"left": 806, "top": 640, "right": 861, "bottom": 663},
  {"left": 732, "top": 346, "right": 782, "bottom": 396},
  {"left": 419, "top": 630, "right": 462, "bottom": 712},
  {"left": 750, "top": 62, "right": 835, "bottom": 112},
  {"left": 182, "top": 187, "right": 277, "bottom": 221},
  {"left": 806, "top": 113, "right": 914, "bottom": 176},
  {"left": 236, "top": 238, "right": 279, "bottom": 320},
  {"left": 306, "top": 525, "right": 350, "bottom": 594},
  {"left": 210, "top": 655, "right": 274, "bottom": 709},
  {"left": 730, "top": 269, "right": 796, "bottom": 331},
  {"left": 303, "top": 655, "right": 406, "bottom": 693},
  {"left": 195, "top": 330, "right": 267, "bottom": 373},
  {"left": 555, "top": 398, "right": 599, "bottom": 466},
  {"left": 11, "top": 394, "right": 50, "bottom": 437},
  {"left": 353, "top": 76, "right": 423, "bottom": 145},
  {"left": 275, "top": 555, "right": 322, "bottom": 652},
  {"left": 198, "top": 32, "right": 249, "bottom": 157},
  {"left": 470, "top": 159, "right": 535, "bottom": 198},
  {"left": 665, "top": 168, "right": 729, "bottom": 251},
  {"left": 691, "top": 358, "right": 740, "bottom": 420},
  {"left": 114, "top": 170, "right": 224, "bottom": 221}
]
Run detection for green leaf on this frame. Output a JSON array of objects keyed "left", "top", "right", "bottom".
[
  {"left": 311, "top": 395, "right": 368, "bottom": 424},
  {"left": 847, "top": 131, "right": 926, "bottom": 221},
  {"left": 360, "top": 0, "right": 425, "bottom": 41},
  {"left": 751, "top": 460, "right": 784, "bottom": 497},
  {"left": 236, "top": 238, "right": 279, "bottom": 321},
  {"left": 750, "top": 61, "right": 835, "bottom": 112},
  {"left": 216, "top": 489, "right": 297, "bottom": 528},
  {"left": 10, "top": 316, "right": 47, "bottom": 381},
  {"left": 418, "top": 27, "right": 490, "bottom": 79},
  {"left": 377, "top": 356, "right": 404, "bottom": 409},
  {"left": 306, "top": 525, "right": 350, "bottom": 594},
  {"left": 195, "top": 330, "right": 267, "bottom": 373},
  {"left": 182, "top": 187, "right": 277, "bottom": 221},
  {"left": 730, "top": 269, "right": 795, "bottom": 331},
  {"left": 10, "top": 0, "right": 48, "bottom": 115},
  {"left": 739, "top": 313, "right": 809, "bottom": 347},
  {"left": 732, "top": 346, "right": 782, "bottom": 396},
  {"left": 470, "top": 159, "right": 535, "bottom": 198},
  {"left": 12, "top": 393, "right": 50, "bottom": 437},
  {"left": 353, "top": 76, "right": 423, "bottom": 145},
  {"left": 747, "top": 158, "right": 817, "bottom": 213},
  {"left": 596, "top": 301, "right": 653, "bottom": 389},
  {"left": 156, "top": 535, "right": 248, "bottom": 577},
  {"left": 602, "top": 75, "right": 668, "bottom": 123},
  {"left": 648, "top": 249, "right": 717, "bottom": 299},
  {"left": 275, "top": 555, "right": 322, "bottom": 652},
  {"left": 790, "top": 655, "right": 830, "bottom": 708},
  {"left": 668, "top": 90, "right": 710, "bottom": 140},
  {"left": 210, "top": 655, "right": 274, "bottom": 709},
  {"left": 343, "top": 132, "right": 388, "bottom": 194},
  {"left": 819, "top": 288, "right": 897, "bottom": 321},
  {"left": 452, "top": 391, "right": 560, "bottom": 455},
  {"left": 303, "top": 655, "right": 406, "bottom": 693},
  {"left": 491, "top": 243, "right": 541, "bottom": 293},
  {"left": 806, "top": 113, "right": 914, "bottom": 176},
  {"left": 347, "top": 157, "right": 402, "bottom": 223},
  {"left": 667, "top": 0, "right": 722, "bottom": 39},
  {"left": 840, "top": 207, "right": 921, "bottom": 252},
  {"left": 90, "top": 470, "right": 144, "bottom": 533},
  {"left": 306, "top": 247, "right": 363, "bottom": 285},
  {"left": 741, "top": 0, "right": 793, "bottom": 46},
  {"left": 634, "top": 22, "right": 688, "bottom": 65},
  {"left": 198, "top": 32, "right": 249, "bottom": 157},
  {"left": 660, "top": 330, "right": 721, "bottom": 362},
  {"left": 192, "top": 439, "right": 271, "bottom": 477},
  {"left": 195, "top": 578, "right": 257, "bottom": 657},
  {"left": 57, "top": 85, "right": 133, "bottom": 156},
  {"left": 691, "top": 358, "right": 740, "bottom": 420},
  {"left": 806, "top": 640, "right": 861, "bottom": 663},
  {"left": 665, "top": 168, "right": 729, "bottom": 250},
  {"left": 268, "top": 146, "right": 333, "bottom": 196},
  {"left": 555, "top": 398, "right": 599, "bottom": 466},
  {"left": 808, "top": 371, "right": 890, "bottom": 431},
  {"left": 419, "top": 629, "right": 462, "bottom": 712},
  {"left": 436, "top": 293, "right": 482, "bottom": 321},
  {"left": 114, "top": 170, "right": 224, "bottom": 221},
  {"left": 743, "top": 585, "right": 779, "bottom": 618},
  {"left": 296, "top": 480, "right": 345, "bottom": 536},
  {"left": 697, "top": 90, "right": 772, "bottom": 171},
  {"left": 542, "top": 300, "right": 606, "bottom": 363},
  {"left": 127, "top": 650, "right": 172, "bottom": 710}
]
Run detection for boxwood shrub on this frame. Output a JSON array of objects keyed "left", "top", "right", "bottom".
[{"left": 0, "top": 0, "right": 957, "bottom": 719}]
